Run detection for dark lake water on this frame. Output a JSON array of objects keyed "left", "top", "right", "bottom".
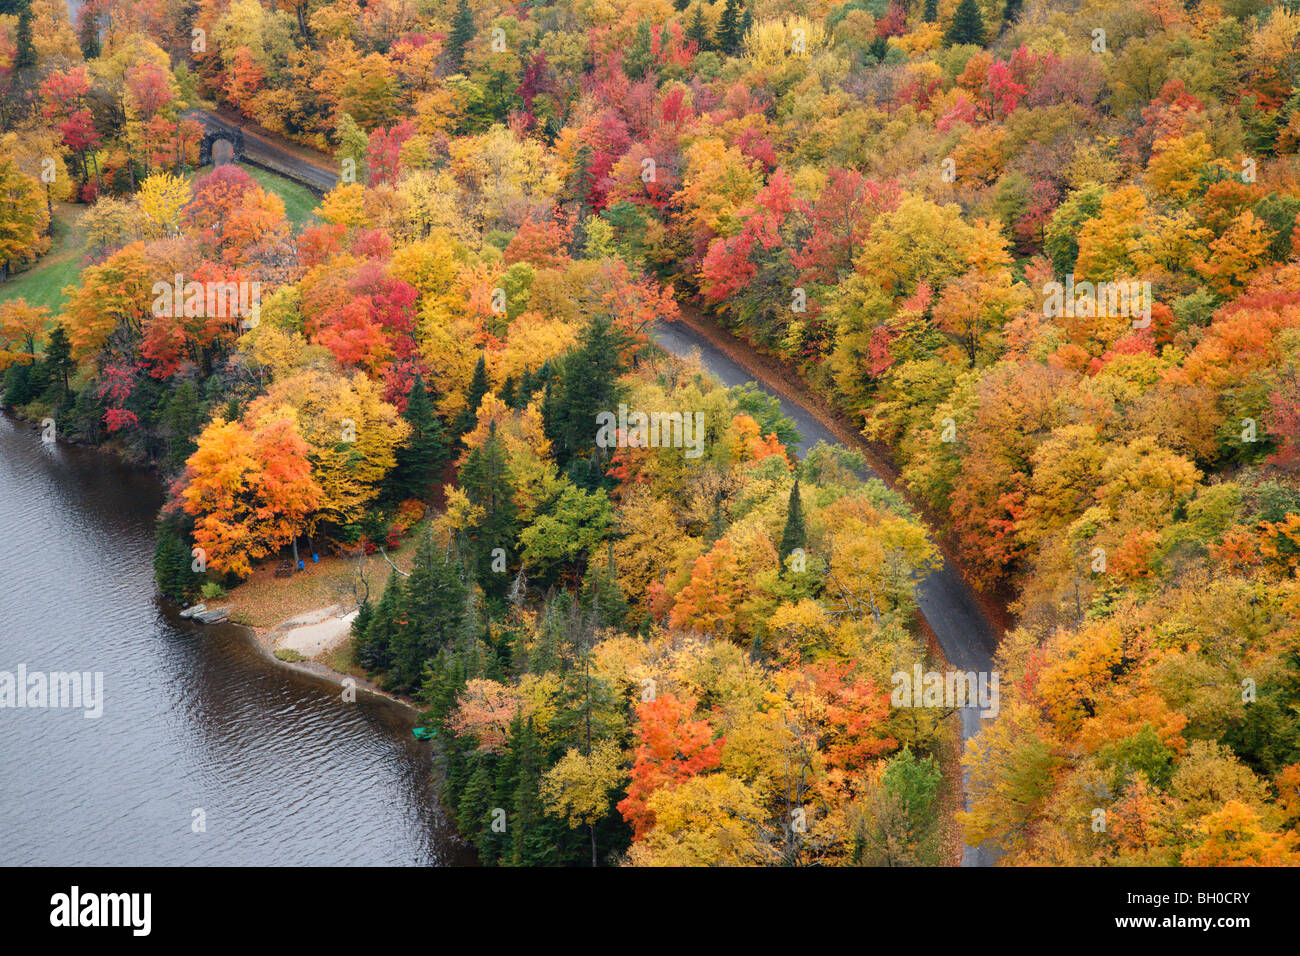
[{"left": 0, "top": 412, "right": 464, "bottom": 865}]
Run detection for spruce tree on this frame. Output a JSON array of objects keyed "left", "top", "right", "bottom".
[
  {"left": 356, "top": 571, "right": 401, "bottom": 674},
  {"left": 623, "top": 17, "right": 655, "bottom": 78},
  {"left": 543, "top": 315, "right": 626, "bottom": 477},
  {"left": 447, "top": 0, "right": 475, "bottom": 70},
  {"left": 580, "top": 543, "right": 628, "bottom": 628},
  {"left": 944, "top": 0, "right": 986, "bottom": 46},
  {"left": 459, "top": 422, "right": 518, "bottom": 595},
  {"left": 715, "top": 0, "right": 742, "bottom": 55},
  {"left": 43, "top": 324, "right": 73, "bottom": 402},
  {"left": 509, "top": 716, "right": 562, "bottom": 865},
  {"left": 923, "top": 0, "right": 939, "bottom": 23},
  {"left": 778, "top": 478, "right": 807, "bottom": 576},
  {"left": 387, "top": 373, "right": 448, "bottom": 502},
  {"left": 454, "top": 353, "right": 490, "bottom": 439},
  {"left": 162, "top": 381, "right": 202, "bottom": 473},
  {"left": 1001, "top": 0, "right": 1023, "bottom": 32},
  {"left": 457, "top": 752, "right": 497, "bottom": 862},
  {"left": 686, "top": 4, "right": 710, "bottom": 51},
  {"left": 390, "top": 530, "right": 468, "bottom": 692}
]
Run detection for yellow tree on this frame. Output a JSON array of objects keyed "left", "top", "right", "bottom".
[
  {"left": 248, "top": 367, "right": 409, "bottom": 527},
  {"left": 0, "top": 299, "right": 50, "bottom": 369}
]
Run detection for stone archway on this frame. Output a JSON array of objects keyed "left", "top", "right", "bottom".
[{"left": 198, "top": 126, "right": 245, "bottom": 168}]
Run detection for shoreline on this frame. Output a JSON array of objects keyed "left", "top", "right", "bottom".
[
  {"left": 0, "top": 411, "right": 429, "bottom": 717},
  {"left": 240, "top": 605, "right": 423, "bottom": 715}
]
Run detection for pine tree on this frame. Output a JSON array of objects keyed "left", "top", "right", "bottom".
[
  {"left": 162, "top": 381, "right": 202, "bottom": 473},
  {"left": 923, "top": 0, "right": 939, "bottom": 23},
  {"left": 387, "top": 373, "right": 448, "bottom": 502},
  {"left": 459, "top": 422, "right": 518, "bottom": 595},
  {"left": 14, "top": 4, "right": 34, "bottom": 70},
  {"left": 543, "top": 315, "right": 626, "bottom": 478},
  {"left": 1001, "top": 0, "right": 1023, "bottom": 32},
  {"left": 454, "top": 353, "right": 490, "bottom": 439},
  {"left": 350, "top": 597, "right": 373, "bottom": 646},
  {"left": 580, "top": 542, "right": 629, "bottom": 628},
  {"left": 715, "top": 0, "right": 742, "bottom": 55},
  {"left": 457, "top": 751, "right": 497, "bottom": 862},
  {"left": 686, "top": 4, "right": 710, "bottom": 51},
  {"left": 944, "top": 0, "right": 986, "bottom": 46},
  {"left": 509, "top": 716, "right": 562, "bottom": 865},
  {"left": 43, "top": 324, "right": 73, "bottom": 402},
  {"left": 153, "top": 515, "right": 197, "bottom": 603},
  {"left": 738, "top": 4, "right": 752, "bottom": 45},
  {"left": 390, "top": 530, "right": 468, "bottom": 692},
  {"left": 356, "top": 570, "right": 401, "bottom": 674},
  {"left": 623, "top": 17, "right": 655, "bottom": 78},
  {"left": 778, "top": 478, "right": 807, "bottom": 576},
  {"left": 447, "top": 0, "right": 475, "bottom": 70}
]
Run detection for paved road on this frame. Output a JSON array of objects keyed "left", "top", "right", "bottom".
[{"left": 654, "top": 319, "right": 1000, "bottom": 866}]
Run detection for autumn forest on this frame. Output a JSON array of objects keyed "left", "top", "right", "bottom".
[{"left": 0, "top": 0, "right": 1298, "bottom": 868}]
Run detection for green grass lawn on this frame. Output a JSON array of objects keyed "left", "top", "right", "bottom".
[
  {"left": 0, "top": 205, "right": 87, "bottom": 313},
  {"left": 0, "top": 164, "right": 320, "bottom": 319},
  {"left": 240, "top": 163, "right": 321, "bottom": 232}
]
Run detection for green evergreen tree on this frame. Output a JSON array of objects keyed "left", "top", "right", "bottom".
[
  {"left": 43, "top": 324, "right": 73, "bottom": 402},
  {"left": 356, "top": 571, "right": 401, "bottom": 674},
  {"left": 944, "top": 0, "right": 986, "bottom": 46},
  {"left": 686, "top": 4, "right": 710, "bottom": 51},
  {"left": 389, "top": 531, "right": 468, "bottom": 692},
  {"left": 162, "top": 381, "right": 202, "bottom": 472},
  {"left": 623, "top": 17, "right": 655, "bottom": 78},
  {"left": 923, "top": 0, "right": 939, "bottom": 23},
  {"left": 458, "top": 422, "right": 519, "bottom": 595},
  {"left": 14, "top": 3, "right": 34, "bottom": 70},
  {"left": 153, "top": 514, "right": 198, "bottom": 603},
  {"left": 447, "top": 0, "right": 475, "bottom": 70},
  {"left": 777, "top": 478, "right": 807, "bottom": 576},
  {"left": 542, "top": 315, "right": 627, "bottom": 480},
  {"left": 580, "top": 542, "right": 629, "bottom": 628},
  {"left": 457, "top": 751, "right": 497, "bottom": 862},
  {"left": 387, "top": 373, "right": 448, "bottom": 501},
  {"left": 1001, "top": 0, "right": 1024, "bottom": 32},
  {"left": 715, "top": 0, "right": 742, "bottom": 55},
  {"left": 509, "top": 716, "right": 562, "bottom": 865},
  {"left": 454, "top": 353, "right": 490, "bottom": 439}
]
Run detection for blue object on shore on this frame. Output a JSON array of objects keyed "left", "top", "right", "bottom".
[
  {"left": 297, "top": 559, "right": 305, "bottom": 570},
  {"left": 311, "top": 553, "right": 319, "bottom": 563},
  {"left": 412, "top": 727, "right": 436, "bottom": 740}
]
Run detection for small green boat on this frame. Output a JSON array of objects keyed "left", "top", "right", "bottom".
[{"left": 412, "top": 727, "right": 436, "bottom": 740}]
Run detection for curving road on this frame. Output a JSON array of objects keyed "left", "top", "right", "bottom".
[{"left": 653, "top": 318, "right": 1001, "bottom": 867}]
